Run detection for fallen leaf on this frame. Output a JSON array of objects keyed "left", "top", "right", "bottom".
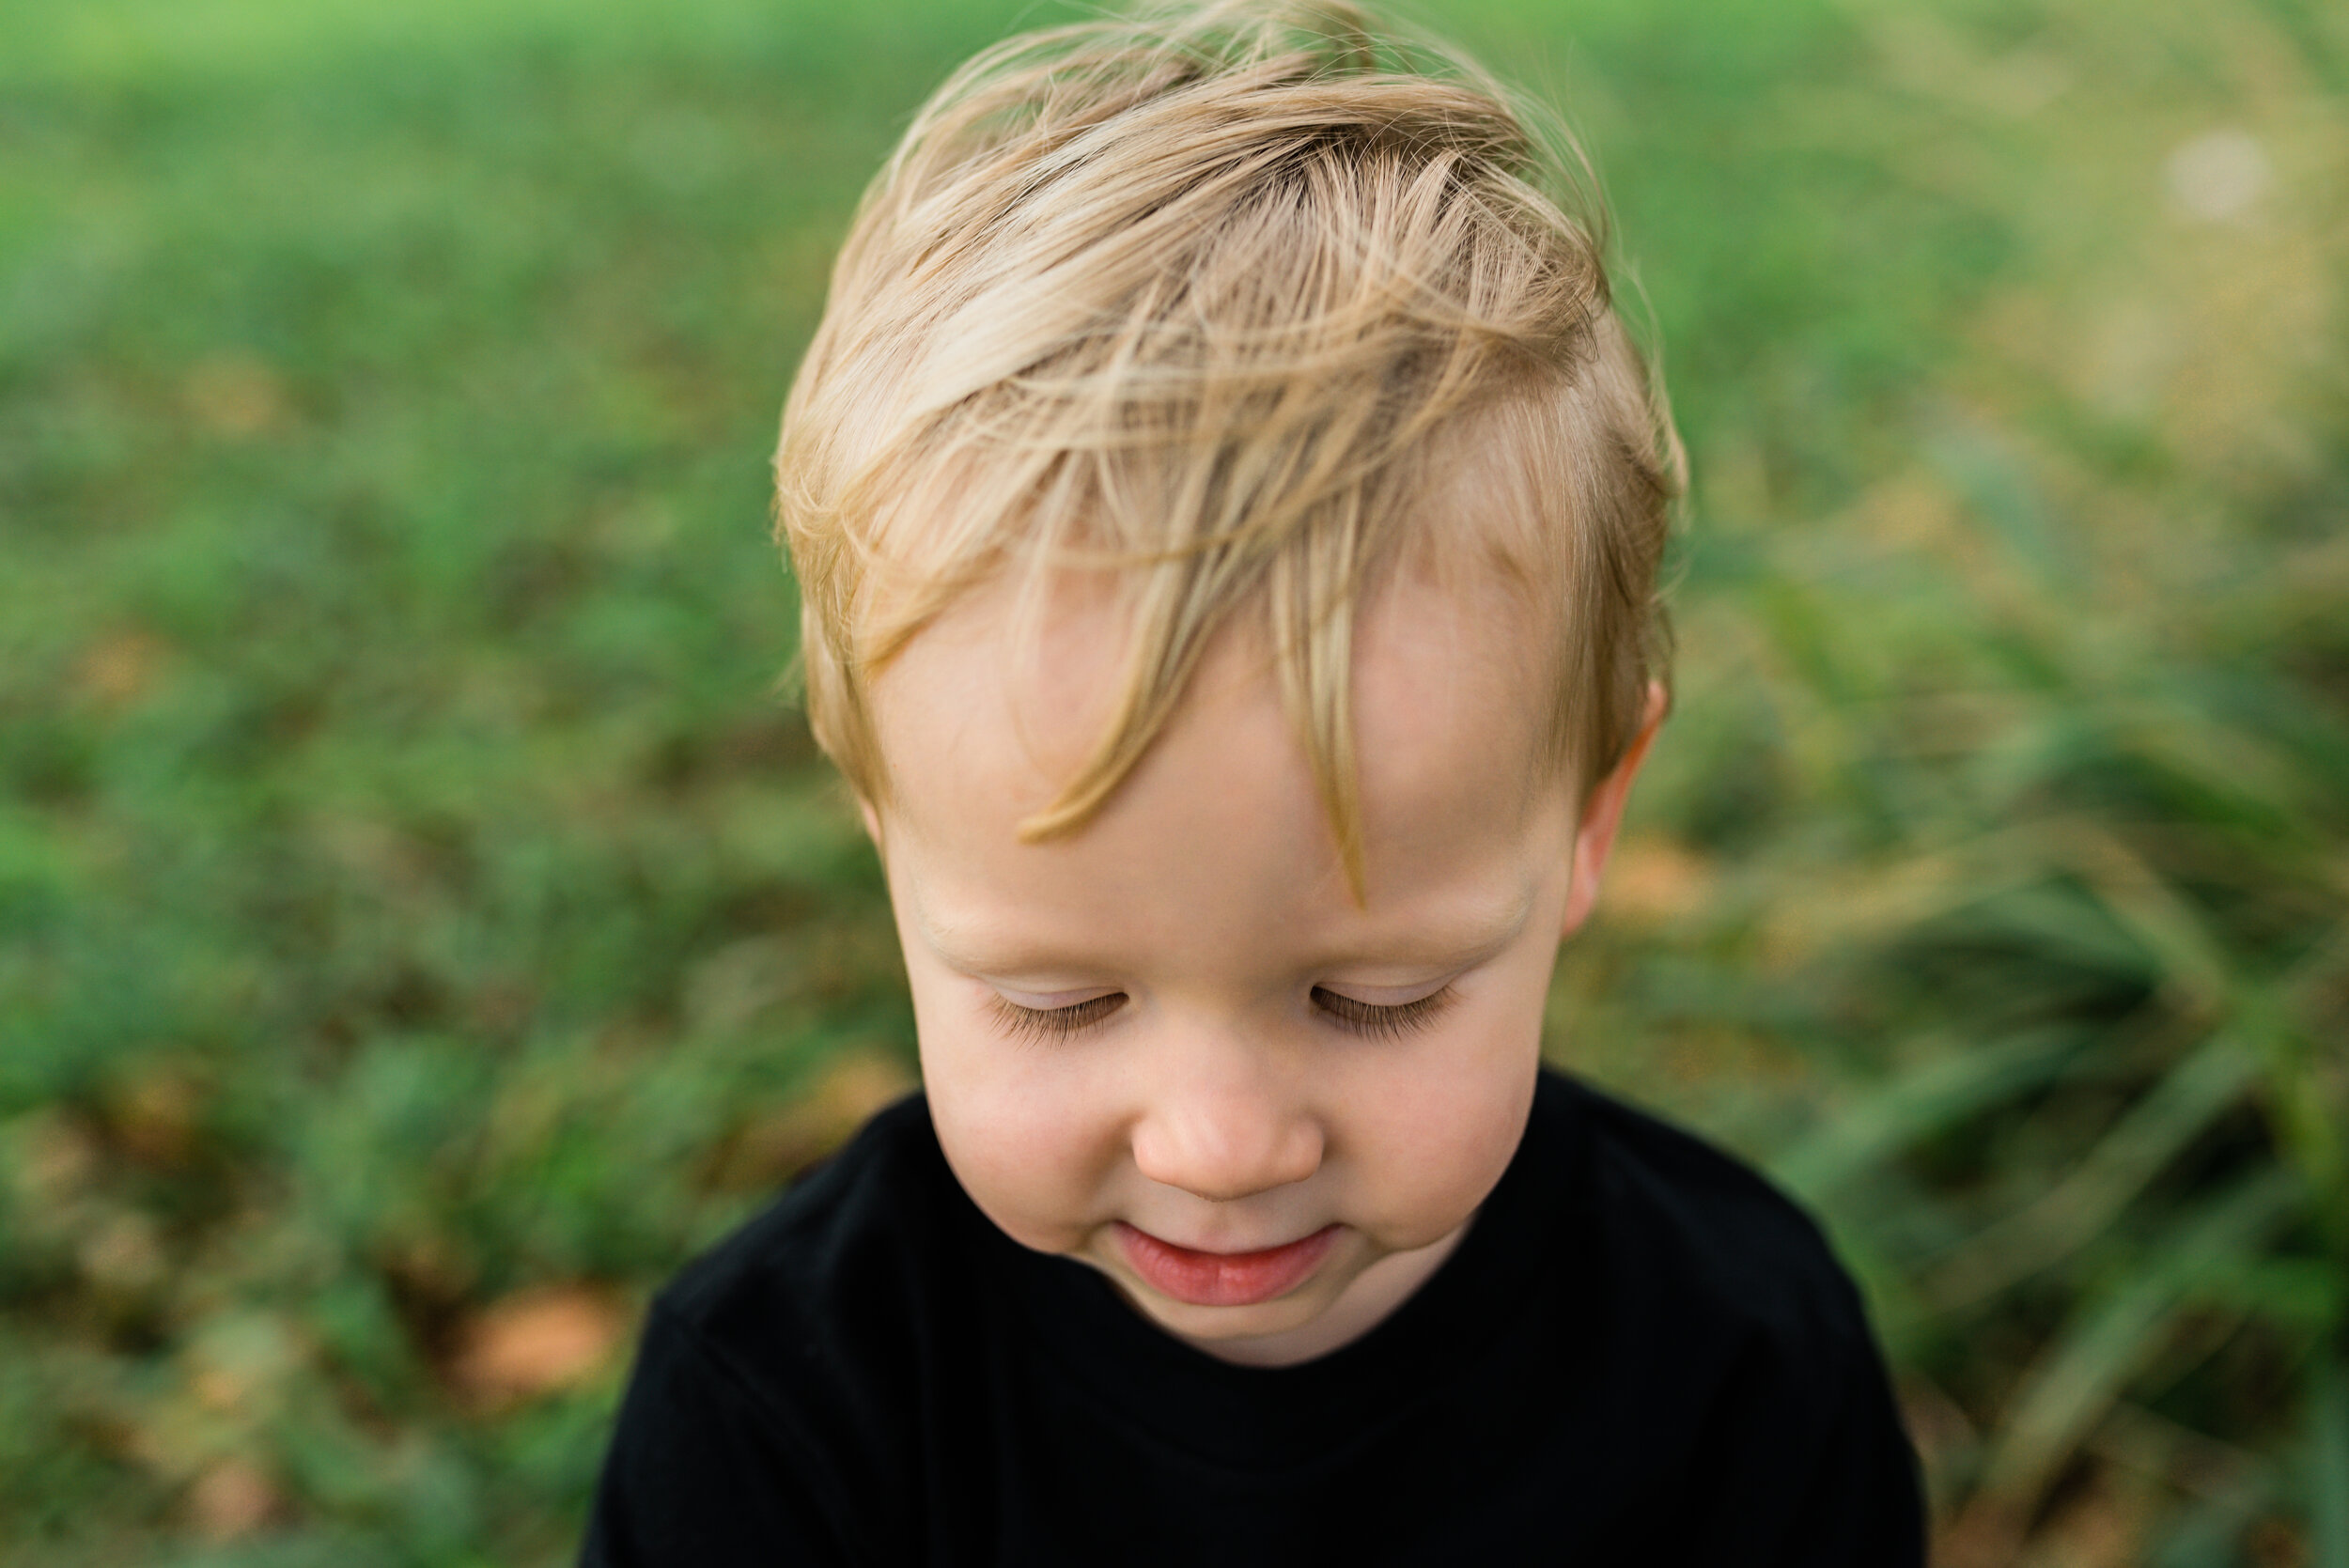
[
  {"left": 74, "top": 629, "right": 168, "bottom": 708},
  {"left": 447, "top": 1284, "right": 627, "bottom": 1407},
  {"left": 187, "top": 1458, "right": 280, "bottom": 1542},
  {"left": 107, "top": 1064, "right": 206, "bottom": 1169},
  {"left": 182, "top": 352, "right": 288, "bottom": 437},
  {"left": 2022, "top": 1466, "right": 2145, "bottom": 1568}
]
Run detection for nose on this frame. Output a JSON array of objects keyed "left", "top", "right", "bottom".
[{"left": 1128, "top": 1053, "right": 1325, "bottom": 1203}]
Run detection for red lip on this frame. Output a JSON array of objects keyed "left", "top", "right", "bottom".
[{"left": 1113, "top": 1221, "right": 1341, "bottom": 1308}]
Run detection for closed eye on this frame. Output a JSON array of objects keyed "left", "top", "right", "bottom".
[
  {"left": 988, "top": 990, "right": 1128, "bottom": 1043},
  {"left": 1310, "top": 985, "right": 1455, "bottom": 1039}
]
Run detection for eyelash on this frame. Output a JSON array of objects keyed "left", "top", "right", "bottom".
[
  {"left": 1311, "top": 986, "right": 1455, "bottom": 1039},
  {"left": 984, "top": 986, "right": 1455, "bottom": 1043},
  {"left": 987, "top": 991, "right": 1128, "bottom": 1043}
]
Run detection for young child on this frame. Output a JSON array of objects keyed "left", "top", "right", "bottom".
[{"left": 583, "top": 2, "right": 1924, "bottom": 1560}]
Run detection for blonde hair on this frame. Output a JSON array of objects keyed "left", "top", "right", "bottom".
[{"left": 776, "top": 0, "right": 1681, "bottom": 887}]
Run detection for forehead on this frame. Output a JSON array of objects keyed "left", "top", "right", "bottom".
[{"left": 864, "top": 567, "right": 1570, "bottom": 970}]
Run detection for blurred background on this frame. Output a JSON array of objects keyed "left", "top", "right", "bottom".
[{"left": 2, "top": 0, "right": 2343, "bottom": 1560}]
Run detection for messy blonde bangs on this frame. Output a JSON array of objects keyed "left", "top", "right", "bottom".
[{"left": 775, "top": 0, "right": 1681, "bottom": 886}]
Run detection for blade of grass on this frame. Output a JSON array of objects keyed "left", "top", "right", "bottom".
[
  {"left": 1927, "top": 1028, "right": 2264, "bottom": 1311},
  {"left": 2055, "top": 824, "right": 2232, "bottom": 1016},
  {"left": 2314, "top": 1349, "right": 2349, "bottom": 1568},
  {"left": 2270, "top": 922, "right": 2349, "bottom": 1251},
  {"left": 1769, "top": 1028, "right": 2079, "bottom": 1203},
  {"left": 1981, "top": 1169, "right": 2302, "bottom": 1514}
]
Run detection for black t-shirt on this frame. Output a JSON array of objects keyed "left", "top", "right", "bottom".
[{"left": 582, "top": 1067, "right": 1924, "bottom": 1565}]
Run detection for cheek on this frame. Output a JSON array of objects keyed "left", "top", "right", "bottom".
[
  {"left": 1344, "top": 1050, "right": 1537, "bottom": 1244},
  {"left": 910, "top": 986, "right": 1126, "bottom": 1255},
  {"left": 1339, "top": 965, "right": 1548, "bottom": 1244}
]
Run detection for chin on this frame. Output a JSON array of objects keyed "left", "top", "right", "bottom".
[{"left": 1135, "top": 1286, "right": 1332, "bottom": 1343}]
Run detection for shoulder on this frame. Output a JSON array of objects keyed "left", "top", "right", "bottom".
[
  {"left": 1527, "top": 1072, "right": 1924, "bottom": 1560},
  {"left": 662, "top": 1091, "right": 952, "bottom": 1314},
  {"left": 1535, "top": 1067, "right": 1873, "bottom": 1348},
  {"left": 656, "top": 1090, "right": 970, "bottom": 1389},
  {"left": 584, "top": 1094, "right": 962, "bottom": 1565},
  {"left": 651, "top": 1096, "right": 972, "bottom": 1467}
]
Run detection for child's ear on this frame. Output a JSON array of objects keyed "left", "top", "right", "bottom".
[
  {"left": 856, "top": 796, "right": 886, "bottom": 854},
  {"left": 1559, "top": 680, "right": 1668, "bottom": 940}
]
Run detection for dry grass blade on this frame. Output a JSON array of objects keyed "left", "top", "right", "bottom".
[
  {"left": 1977, "top": 1171, "right": 2301, "bottom": 1517},
  {"left": 1769, "top": 1030, "right": 2078, "bottom": 1204},
  {"left": 1925, "top": 1032, "right": 2265, "bottom": 1312}
]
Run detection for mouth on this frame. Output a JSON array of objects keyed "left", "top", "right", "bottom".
[{"left": 1112, "top": 1221, "right": 1342, "bottom": 1308}]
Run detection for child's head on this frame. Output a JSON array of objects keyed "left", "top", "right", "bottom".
[{"left": 775, "top": 0, "right": 1679, "bottom": 1364}]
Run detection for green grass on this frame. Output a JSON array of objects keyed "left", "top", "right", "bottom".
[{"left": 2, "top": 0, "right": 2343, "bottom": 1560}]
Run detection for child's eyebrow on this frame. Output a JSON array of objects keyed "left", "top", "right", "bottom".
[
  {"left": 1299, "top": 895, "right": 1537, "bottom": 977},
  {"left": 913, "top": 886, "right": 1540, "bottom": 983}
]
